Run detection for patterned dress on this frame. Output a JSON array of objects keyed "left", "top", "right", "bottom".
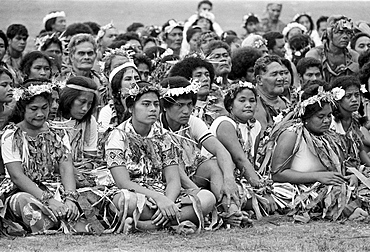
[{"left": 0, "top": 124, "right": 71, "bottom": 233}]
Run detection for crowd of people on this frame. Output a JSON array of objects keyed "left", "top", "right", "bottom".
[{"left": 1, "top": 0, "right": 370, "bottom": 236}]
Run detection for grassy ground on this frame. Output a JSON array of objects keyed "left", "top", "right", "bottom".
[{"left": 1, "top": 216, "right": 370, "bottom": 252}]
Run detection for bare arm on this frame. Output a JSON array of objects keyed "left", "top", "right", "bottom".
[
  {"left": 216, "top": 121, "right": 260, "bottom": 185},
  {"left": 178, "top": 162, "right": 199, "bottom": 189},
  {"left": 163, "top": 165, "right": 181, "bottom": 202},
  {"left": 59, "top": 154, "right": 76, "bottom": 192}
]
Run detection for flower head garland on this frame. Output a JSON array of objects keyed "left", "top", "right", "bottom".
[
  {"left": 96, "top": 21, "right": 116, "bottom": 43},
  {"left": 100, "top": 46, "right": 135, "bottom": 73},
  {"left": 226, "top": 81, "right": 255, "bottom": 100},
  {"left": 163, "top": 20, "right": 184, "bottom": 34},
  {"left": 253, "top": 38, "right": 267, "bottom": 49},
  {"left": 13, "top": 83, "right": 53, "bottom": 101},
  {"left": 198, "top": 11, "right": 215, "bottom": 23},
  {"left": 242, "top": 13, "right": 259, "bottom": 27},
  {"left": 162, "top": 79, "right": 201, "bottom": 98},
  {"left": 128, "top": 83, "right": 165, "bottom": 99},
  {"left": 296, "top": 86, "right": 334, "bottom": 117},
  {"left": 331, "top": 85, "right": 367, "bottom": 101},
  {"left": 293, "top": 12, "right": 312, "bottom": 23},
  {"left": 282, "top": 22, "right": 307, "bottom": 38},
  {"left": 43, "top": 11, "right": 66, "bottom": 25}
]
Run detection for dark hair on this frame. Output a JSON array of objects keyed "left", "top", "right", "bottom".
[
  {"left": 316, "top": 16, "right": 328, "bottom": 31},
  {"left": 169, "top": 57, "right": 215, "bottom": 84},
  {"left": 220, "top": 30, "right": 238, "bottom": 41},
  {"left": 229, "top": 47, "right": 262, "bottom": 80},
  {"left": 58, "top": 76, "right": 98, "bottom": 122},
  {"left": 111, "top": 66, "right": 141, "bottom": 124},
  {"left": 224, "top": 35, "right": 239, "bottom": 46},
  {"left": 192, "top": 17, "right": 214, "bottom": 32},
  {"left": 203, "top": 40, "right": 231, "bottom": 57},
  {"left": 289, "top": 34, "right": 312, "bottom": 65},
  {"left": 0, "top": 30, "right": 8, "bottom": 50},
  {"left": 296, "top": 57, "right": 322, "bottom": 76},
  {"left": 331, "top": 76, "right": 361, "bottom": 121},
  {"left": 358, "top": 50, "right": 370, "bottom": 69},
  {"left": 186, "top": 26, "right": 202, "bottom": 42},
  {"left": 127, "top": 22, "right": 144, "bottom": 33},
  {"left": 254, "top": 54, "right": 282, "bottom": 77},
  {"left": 20, "top": 51, "right": 52, "bottom": 80},
  {"left": 263, "top": 32, "right": 284, "bottom": 50},
  {"left": 133, "top": 53, "right": 152, "bottom": 72},
  {"left": 116, "top": 32, "right": 142, "bottom": 46},
  {"left": 160, "top": 76, "right": 197, "bottom": 109},
  {"left": 359, "top": 62, "right": 370, "bottom": 86},
  {"left": 63, "top": 23, "right": 93, "bottom": 38},
  {"left": 197, "top": 0, "right": 212, "bottom": 9},
  {"left": 109, "top": 40, "right": 127, "bottom": 50},
  {"left": 224, "top": 84, "right": 257, "bottom": 113},
  {"left": 83, "top": 22, "right": 101, "bottom": 36},
  {"left": 45, "top": 18, "right": 57, "bottom": 32},
  {"left": 295, "top": 14, "right": 314, "bottom": 31},
  {"left": 144, "top": 46, "right": 166, "bottom": 59},
  {"left": 243, "top": 15, "right": 259, "bottom": 28},
  {"left": 0, "top": 66, "right": 13, "bottom": 80},
  {"left": 350, "top": 32, "right": 370, "bottom": 50},
  {"left": 281, "top": 58, "right": 294, "bottom": 86},
  {"left": 142, "top": 37, "right": 157, "bottom": 48},
  {"left": 301, "top": 83, "right": 330, "bottom": 121},
  {"left": 8, "top": 79, "right": 53, "bottom": 124},
  {"left": 6, "top": 24, "right": 29, "bottom": 40},
  {"left": 125, "top": 81, "right": 160, "bottom": 111},
  {"left": 40, "top": 33, "right": 63, "bottom": 53}
]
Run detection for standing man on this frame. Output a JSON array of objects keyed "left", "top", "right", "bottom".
[
  {"left": 260, "top": 3, "right": 286, "bottom": 33},
  {"left": 162, "top": 19, "right": 184, "bottom": 56},
  {"left": 306, "top": 15, "right": 359, "bottom": 83}
]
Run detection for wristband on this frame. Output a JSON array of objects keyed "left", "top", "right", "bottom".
[{"left": 40, "top": 191, "right": 54, "bottom": 205}]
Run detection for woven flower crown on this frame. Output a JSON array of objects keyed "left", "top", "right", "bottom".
[
  {"left": 162, "top": 79, "right": 201, "bottom": 98},
  {"left": 226, "top": 81, "right": 255, "bottom": 100},
  {"left": 127, "top": 82, "right": 165, "bottom": 98},
  {"left": 296, "top": 86, "right": 334, "bottom": 117},
  {"left": 13, "top": 83, "right": 53, "bottom": 101}
]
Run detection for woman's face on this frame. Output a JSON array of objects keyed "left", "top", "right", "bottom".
[
  {"left": 281, "top": 65, "right": 292, "bottom": 90},
  {"left": 298, "top": 16, "right": 311, "bottom": 31},
  {"left": 48, "top": 89, "right": 59, "bottom": 120},
  {"left": 355, "top": 36, "right": 370, "bottom": 55},
  {"left": 132, "top": 92, "right": 160, "bottom": 126},
  {"left": 305, "top": 103, "right": 332, "bottom": 135},
  {"left": 0, "top": 73, "right": 13, "bottom": 103},
  {"left": 0, "top": 37, "right": 6, "bottom": 61},
  {"left": 192, "top": 67, "right": 211, "bottom": 97},
  {"left": 24, "top": 96, "right": 50, "bottom": 129},
  {"left": 120, "top": 67, "right": 141, "bottom": 96},
  {"left": 44, "top": 43, "right": 62, "bottom": 63},
  {"left": 69, "top": 91, "right": 94, "bottom": 120},
  {"left": 189, "top": 32, "right": 201, "bottom": 52},
  {"left": 196, "top": 18, "right": 211, "bottom": 31},
  {"left": 28, "top": 58, "right": 51, "bottom": 79},
  {"left": 339, "top": 85, "right": 360, "bottom": 113},
  {"left": 231, "top": 88, "right": 257, "bottom": 123}
]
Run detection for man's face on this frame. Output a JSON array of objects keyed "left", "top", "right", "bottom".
[
  {"left": 318, "top": 21, "right": 327, "bottom": 38},
  {"left": 198, "top": 3, "right": 212, "bottom": 12},
  {"left": 207, "top": 47, "right": 231, "bottom": 77},
  {"left": 70, "top": 42, "right": 96, "bottom": 71},
  {"left": 271, "top": 38, "right": 286, "bottom": 57},
  {"left": 9, "top": 34, "right": 27, "bottom": 53},
  {"left": 301, "top": 66, "right": 322, "bottom": 84},
  {"left": 257, "top": 61, "right": 285, "bottom": 97},
  {"left": 166, "top": 28, "right": 183, "bottom": 51},
  {"left": 267, "top": 4, "right": 282, "bottom": 22},
  {"left": 101, "top": 28, "right": 118, "bottom": 49}
]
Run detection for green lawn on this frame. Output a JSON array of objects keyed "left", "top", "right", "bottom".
[{"left": 1, "top": 216, "right": 370, "bottom": 252}]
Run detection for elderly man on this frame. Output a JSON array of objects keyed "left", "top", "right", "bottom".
[
  {"left": 254, "top": 55, "right": 289, "bottom": 133},
  {"left": 260, "top": 3, "right": 286, "bottom": 33},
  {"left": 296, "top": 57, "right": 323, "bottom": 88},
  {"left": 306, "top": 15, "right": 359, "bottom": 83}
]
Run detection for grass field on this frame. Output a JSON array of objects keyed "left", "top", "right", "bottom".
[{"left": 2, "top": 216, "right": 370, "bottom": 252}]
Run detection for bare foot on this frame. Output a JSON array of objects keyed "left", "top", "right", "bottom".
[
  {"left": 123, "top": 217, "right": 134, "bottom": 234},
  {"left": 349, "top": 208, "right": 369, "bottom": 221}
]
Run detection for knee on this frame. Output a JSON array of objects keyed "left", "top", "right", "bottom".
[
  {"left": 197, "top": 189, "right": 216, "bottom": 214},
  {"left": 111, "top": 190, "right": 138, "bottom": 215}
]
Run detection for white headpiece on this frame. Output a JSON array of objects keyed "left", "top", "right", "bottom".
[
  {"left": 108, "top": 62, "right": 137, "bottom": 83},
  {"left": 282, "top": 22, "right": 307, "bottom": 37},
  {"left": 43, "top": 11, "right": 66, "bottom": 25}
]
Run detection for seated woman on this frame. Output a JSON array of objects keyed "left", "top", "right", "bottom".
[
  {"left": 36, "top": 32, "right": 63, "bottom": 76},
  {"left": 51, "top": 76, "right": 99, "bottom": 186},
  {"left": 330, "top": 76, "right": 370, "bottom": 167},
  {"left": 0, "top": 81, "right": 80, "bottom": 234},
  {"left": 204, "top": 81, "right": 273, "bottom": 220},
  {"left": 98, "top": 62, "right": 140, "bottom": 133},
  {"left": 269, "top": 83, "right": 368, "bottom": 221},
  {"left": 105, "top": 81, "right": 215, "bottom": 233}
]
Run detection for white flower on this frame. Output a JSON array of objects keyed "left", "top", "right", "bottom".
[
  {"left": 331, "top": 87, "right": 345, "bottom": 101},
  {"left": 273, "top": 113, "right": 284, "bottom": 124},
  {"left": 361, "top": 84, "right": 368, "bottom": 93},
  {"left": 12, "top": 88, "right": 24, "bottom": 101}
]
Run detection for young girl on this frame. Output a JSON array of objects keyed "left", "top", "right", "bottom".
[
  {"left": 105, "top": 81, "right": 215, "bottom": 233},
  {"left": 0, "top": 81, "right": 79, "bottom": 233}
]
